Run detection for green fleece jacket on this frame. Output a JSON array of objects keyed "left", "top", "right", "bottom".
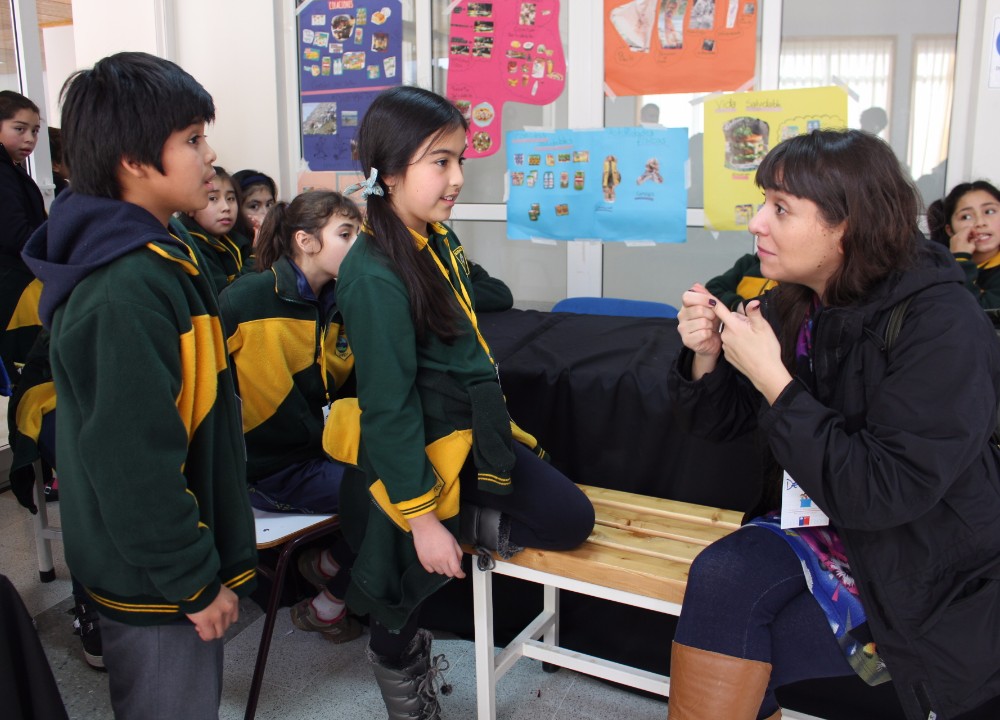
[
  {"left": 22, "top": 191, "right": 257, "bottom": 625},
  {"left": 219, "top": 256, "right": 354, "bottom": 482},
  {"left": 329, "top": 222, "right": 542, "bottom": 629},
  {"left": 704, "top": 252, "right": 777, "bottom": 310},
  {"left": 178, "top": 214, "right": 254, "bottom": 296},
  {"left": 954, "top": 251, "right": 1000, "bottom": 312}
]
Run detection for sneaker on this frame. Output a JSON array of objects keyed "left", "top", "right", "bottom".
[
  {"left": 71, "top": 601, "right": 105, "bottom": 670},
  {"left": 296, "top": 547, "right": 333, "bottom": 592},
  {"left": 290, "top": 598, "right": 362, "bottom": 644},
  {"left": 44, "top": 477, "right": 59, "bottom": 503}
]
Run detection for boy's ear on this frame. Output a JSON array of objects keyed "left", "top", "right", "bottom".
[{"left": 119, "top": 156, "right": 149, "bottom": 180}]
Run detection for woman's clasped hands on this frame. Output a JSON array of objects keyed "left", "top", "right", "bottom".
[{"left": 678, "top": 283, "right": 792, "bottom": 404}]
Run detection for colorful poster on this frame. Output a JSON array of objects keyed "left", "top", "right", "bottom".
[
  {"left": 604, "top": 0, "right": 757, "bottom": 96},
  {"left": 703, "top": 87, "right": 848, "bottom": 231},
  {"left": 507, "top": 127, "right": 688, "bottom": 242},
  {"left": 446, "top": 1, "right": 566, "bottom": 159},
  {"left": 297, "top": 1, "right": 402, "bottom": 172}
]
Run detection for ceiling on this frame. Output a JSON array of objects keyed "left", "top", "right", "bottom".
[{"left": 1, "top": 0, "right": 74, "bottom": 74}]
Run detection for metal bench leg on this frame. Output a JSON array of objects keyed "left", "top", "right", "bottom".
[
  {"left": 32, "top": 461, "right": 56, "bottom": 582},
  {"left": 472, "top": 562, "right": 498, "bottom": 720},
  {"left": 541, "top": 583, "right": 560, "bottom": 673}
]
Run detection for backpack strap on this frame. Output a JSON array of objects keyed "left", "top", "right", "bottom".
[{"left": 883, "top": 296, "right": 913, "bottom": 351}]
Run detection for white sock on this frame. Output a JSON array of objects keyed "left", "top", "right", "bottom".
[
  {"left": 318, "top": 549, "right": 340, "bottom": 578},
  {"left": 311, "top": 590, "right": 346, "bottom": 622}
]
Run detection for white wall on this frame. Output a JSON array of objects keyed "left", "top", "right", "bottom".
[
  {"left": 968, "top": 0, "right": 1000, "bottom": 185},
  {"left": 67, "top": 0, "right": 286, "bottom": 196},
  {"left": 172, "top": 0, "right": 284, "bottom": 195},
  {"left": 41, "top": 24, "right": 76, "bottom": 126}
]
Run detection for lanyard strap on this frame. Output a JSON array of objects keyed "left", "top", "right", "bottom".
[{"left": 412, "top": 225, "right": 495, "bottom": 366}]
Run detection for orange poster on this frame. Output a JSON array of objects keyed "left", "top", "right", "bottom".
[{"left": 604, "top": 0, "right": 757, "bottom": 96}]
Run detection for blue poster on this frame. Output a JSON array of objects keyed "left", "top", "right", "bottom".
[
  {"left": 298, "top": 1, "right": 403, "bottom": 171},
  {"left": 506, "top": 127, "right": 688, "bottom": 242}
]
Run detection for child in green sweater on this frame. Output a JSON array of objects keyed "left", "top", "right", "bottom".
[{"left": 21, "top": 52, "right": 256, "bottom": 720}]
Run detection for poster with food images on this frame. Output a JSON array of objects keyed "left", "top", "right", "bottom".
[
  {"left": 297, "top": 0, "right": 402, "bottom": 172},
  {"left": 604, "top": 0, "right": 758, "bottom": 96},
  {"left": 506, "top": 127, "right": 687, "bottom": 242},
  {"left": 446, "top": 1, "right": 566, "bottom": 159},
  {"left": 703, "top": 86, "right": 847, "bottom": 231}
]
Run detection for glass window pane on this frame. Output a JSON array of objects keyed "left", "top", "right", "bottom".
[{"left": 1, "top": 0, "right": 18, "bottom": 92}]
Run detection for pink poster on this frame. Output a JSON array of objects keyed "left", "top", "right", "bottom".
[{"left": 446, "top": 1, "right": 566, "bottom": 159}]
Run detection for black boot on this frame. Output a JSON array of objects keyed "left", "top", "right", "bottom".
[
  {"left": 71, "top": 600, "right": 104, "bottom": 670},
  {"left": 367, "top": 629, "right": 452, "bottom": 719},
  {"left": 459, "top": 503, "right": 523, "bottom": 569}
]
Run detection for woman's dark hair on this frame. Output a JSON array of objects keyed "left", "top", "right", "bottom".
[
  {"left": 0, "top": 90, "right": 40, "bottom": 121},
  {"left": 255, "top": 190, "right": 362, "bottom": 270},
  {"left": 927, "top": 180, "right": 1000, "bottom": 246},
  {"left": 59, "top": 51, "right": 215, "bottom": 199},
  {"left": 355, "top": 85, "right": 468, "bottom": 343},
  {"left": 754, "top": 129, "right": 922, "bottom": 370}
]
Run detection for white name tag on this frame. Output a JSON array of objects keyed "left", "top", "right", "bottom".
[
  {"left": 322, "top": 403, "right": 332, "bottom": 423},
  {"left": 780, "top": 470, "right": 829, "bottom": 529}
]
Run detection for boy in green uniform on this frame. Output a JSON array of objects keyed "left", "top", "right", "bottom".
[{"left": 22, "top": 52, "right": 256, "bottom": 719}]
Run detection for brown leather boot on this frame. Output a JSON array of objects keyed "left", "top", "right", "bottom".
[{"left": 667, "top": 641, "right": 773, "bottom": 720}]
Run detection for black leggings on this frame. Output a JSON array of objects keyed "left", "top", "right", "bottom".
[{"left": 369, "top": 443, "right": 595, "bottom": 661}]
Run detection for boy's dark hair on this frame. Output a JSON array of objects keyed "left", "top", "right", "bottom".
[
  {"left": 59, "top": 51, "right": 215, "bottom": 199},
  {"left": 255, "top": 190, "right": 362, "bottom": 271},
  {"left": 0, "top": 90, "right": 40, "bottom": 121}
]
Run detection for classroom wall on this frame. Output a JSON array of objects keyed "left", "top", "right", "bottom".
[
  {"left": 69, "top": 0, "right": 286, "bottom": 196},
  {"left": 970, "top": 0, "right": 1000, "bottom": 185}
]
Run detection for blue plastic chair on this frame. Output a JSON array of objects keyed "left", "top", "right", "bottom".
[{"left": 551, "top": 296, "right": 679, "bottom": 319}]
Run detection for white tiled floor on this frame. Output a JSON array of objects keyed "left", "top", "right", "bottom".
[{"left": 1, "top": 488, "right": 669, "bottom": 720}]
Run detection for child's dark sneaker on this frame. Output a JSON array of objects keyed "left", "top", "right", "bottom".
[
  {"left": 296, "top": 547, "right": 333, "bottom": 592},
  {"left": 290, "top": 598, "right": 362, "bottom": 644},
  {"left": 71, "top": 600, "right": 105, "bottom": 669}
]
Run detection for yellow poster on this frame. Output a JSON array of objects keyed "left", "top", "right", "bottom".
[{"left": 703, "top": 87, "right": 848, "bottom": 231}]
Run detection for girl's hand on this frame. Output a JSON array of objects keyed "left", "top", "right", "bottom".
[
  {"left": 949, "top": 226, "right": 976, "bottom": 255},
  {"left": 712, "top": 301, "right": 792, "bottom": 405},
  {"left": 677, "top": 283, "right": 723, "bottom": 379},
  {"left": 409, "top": 512, "right": 466, "bottom": 579}
]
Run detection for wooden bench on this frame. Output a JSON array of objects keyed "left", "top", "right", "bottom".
[{"left": 469, "top": 484, "right": 825, "bottom": 720}]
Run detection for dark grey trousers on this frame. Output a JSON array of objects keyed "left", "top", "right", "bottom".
[{"left": 101, "top": 615, "right": 224, "bottom": 720}]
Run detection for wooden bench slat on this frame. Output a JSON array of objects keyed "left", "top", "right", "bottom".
[
  {"left": 503, "top": 544, "right": 693, "bottom": 603},
  {"left": 586, "top": 524, "right": 709, "bottom": 564},
  {"left": 580, "top": 484, "right": 743, "bottom": 529},
  {"left": 594, "top": 505, "right": 736, "bottom": 547}
]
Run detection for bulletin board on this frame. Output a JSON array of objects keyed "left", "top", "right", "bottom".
[
  {"left": 703, "top": 86, "right": 848, "bottom": 231},
  {"left": 604, "top": 0, "right": 758, "bottom": 96},
  {"left": 506, "top": 127, "right": 688, "bottom": 243},
  {"left": 297, "top": 0, "right": 403, "bottom": 172},
  {"left": 445, "top": 1, "right": 566, "bottom": 159}
]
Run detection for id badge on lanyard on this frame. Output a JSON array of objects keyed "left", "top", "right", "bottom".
[{"left": 780, "top": 470, "right": 829, "bottom": 529}]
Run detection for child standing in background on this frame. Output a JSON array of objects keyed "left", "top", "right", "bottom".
[
  {"left": 0, "top": 90, "right": 45, "bottom": 379},
  {"left": 219, "top": 190, "right": 363, "bottom": 644},
  {"left": 22, "top": 52, "right": 257, "bottom": 720},
  {"left": 927, "top": 180, "right": 1000, "bottom": 313},
  {"left": 327, "top": 85, "right": 594, "bottom": 718},
  {"left": 232, "top": 168, "right": 277, "bottom": 240},
  {"left": 179, "top": 166, "right": 254, "bottom": 294}
]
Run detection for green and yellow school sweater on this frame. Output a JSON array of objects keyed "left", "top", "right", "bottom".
[
  {"left": 179, "top": 214, "right": 254, "bottom": 296},
  {"left": 219, "top": 256, "right": 354, "bottom": 482},
  {"left": 704, "top": 252, "right": 777, "bottom": 310},
  {"left": 22, "top": 190, "right": 257, "bottom": 625},
  {"left": 326, "top": 222, "right": 544, "bottom": 630},
  {"left": 954, "top": 251, "right": 1000, "bottom": 311}
]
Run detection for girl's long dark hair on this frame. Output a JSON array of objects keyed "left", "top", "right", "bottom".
[
  {"left": 355, "top": 86, "right": 468, "bottom": 343},
  {"left": 254, "top": 190, "right": 361, "bottom": 271},
  {"left": 754, "top": 129, "right": 922, "bottom": 371}
]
